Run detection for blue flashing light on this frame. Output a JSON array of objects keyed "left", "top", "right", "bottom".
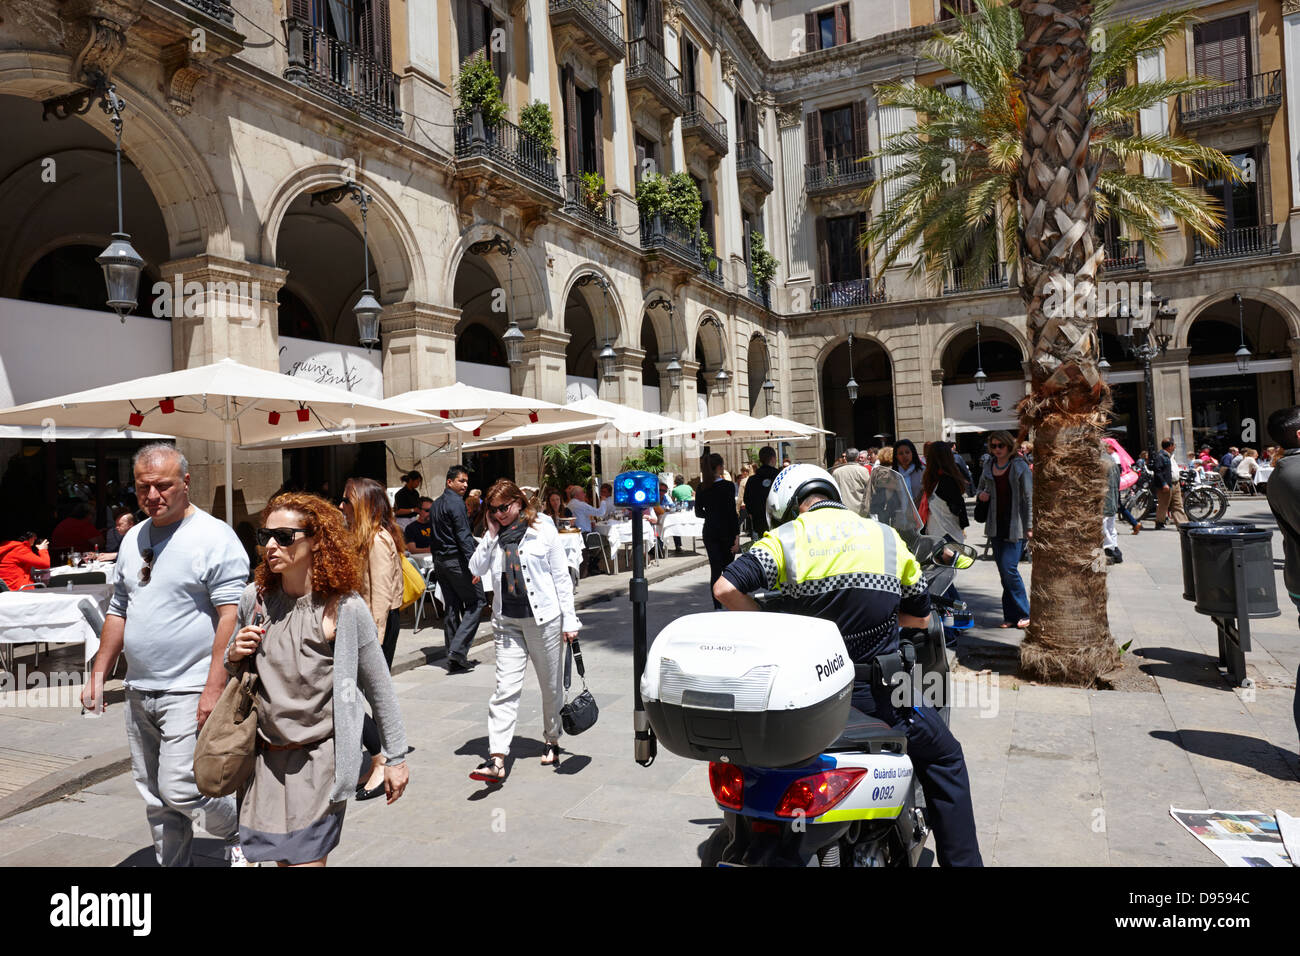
[{"left": 614, "top": 470, "right": 658, "bottom": 507}]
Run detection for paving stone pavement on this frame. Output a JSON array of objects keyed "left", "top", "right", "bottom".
[{"left": 0, "top": 498, "right": 1297, "bottom": 866}]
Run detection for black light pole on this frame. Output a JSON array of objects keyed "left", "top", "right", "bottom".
[
  {"left": 1115, "top": 297, "right": 1176, "bottom": 461},
  {"left": 614, "top": 471, "right": 660, "bottom": 767}
]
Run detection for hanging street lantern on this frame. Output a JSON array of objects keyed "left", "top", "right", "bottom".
[
  {"left": 98, "top": 233, "right": 145, "bottom": 319},
  {"left": 1233, "top": 292, "right": 1252, "bottom": 373},
  {"left": 973, "top": 321, "right": 987, "bottom": 394},
  {"left": 503, "top": 319, "right": 525, "bottom": 366},
  {"left": 599, "top": 340, "right": 618, "bottom": 382},
  {"left": 354, "top": 291, "right": 382, "bottom": 348}
]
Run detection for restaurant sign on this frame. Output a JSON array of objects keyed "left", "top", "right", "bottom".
[
  {"left": 278, "top": 336, "right": 382, "bottom": 399},
  {"left": 941, "top": 380, "right": 1025, "bottom": 434}
]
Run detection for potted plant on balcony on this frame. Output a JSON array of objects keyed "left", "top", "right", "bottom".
[
  {"left": 455, "top": 53, "right": 506, "bottom": 144},
  {"left": 635, "top": 172, "right": 702, "bottom": 254},
  {"left": 520, "top": 100, "right": 554, "bottom": 148},
  {"left": 700, "top": 232, "right": 719, "bottom": 275},
  {"left": 749, "top": 231, "right": 778, "bottom": 287},
  {"left": 579, "top": 171, "right": 608, "bottom": 216}
]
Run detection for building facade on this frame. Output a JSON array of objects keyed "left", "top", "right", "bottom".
[{"left": 0, "top": 0, "right": 1297, "bottom": 530}]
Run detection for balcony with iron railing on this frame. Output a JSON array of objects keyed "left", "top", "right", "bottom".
[
  {"left": 1102, "top": 238, "right": 1146, "bottom": 274},
  {"left": 811, "top": 278, "right": 886, "bottom": 311},
  {"left": 562, "top": 174, "right": 617, "bottom": 235},
  {"left": 746, "top": 273, "right": 772, "bottom": 310},
  {"left": 284, "top": 18, "right": 401, "bottom": 128},
  {"left": 736, "top": 139, "right": 774, "bottom": 197},
  {"left": 942, "top": 262, "right": 1009, "bottom": 295},
  {"left": 701, "top": 254, "right": 725, "bottom": 287},
  {"left": 548, "top": 0, "right": 625, "bottom": 63},
  {"left": 1192, "top": 222, "right": 1277, "bottom": 263},
  {"left": 639, "top": 212, "right": 701, "bottom": 271},
  {"left": 1177, "top": 70, "right": 1283, "bottom": 128},
  {"left": 626, "top": 38, "right": 687, "bottom": 118},
  {"left": 185, "top": 0, "right": 234, "bottom": 24},
  {"left": 805, "top": 153, "right": 875, "bottom": 197},
  {"left": 682, "top": 91, "right": 728, "bottom": 159},
  {"left": 454, "top": 110, "right": 560, "bottom": 194}
]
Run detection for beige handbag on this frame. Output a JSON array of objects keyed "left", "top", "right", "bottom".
[{"left": 194, "top": 592, "right": 264, "bottom": 797}]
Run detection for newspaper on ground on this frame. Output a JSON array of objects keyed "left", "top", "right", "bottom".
[
  {"left": 1170, "top": 807, "right": 1294, "bottom": 867},
  {"left": 1278, "top": 810, "right": 1300, "bottom": 865}
]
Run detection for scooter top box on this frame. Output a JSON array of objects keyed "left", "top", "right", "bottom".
[{"left": 641, "top": 612, "right": 854, "bottom": 767}]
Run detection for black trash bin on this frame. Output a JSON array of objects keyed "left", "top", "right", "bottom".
[
  {"left": 1188, "top": 525, "right": 1279, "bottom": 619},
  {"left": 1177, "top": 519, "right": 1255, "bottom": 602}
]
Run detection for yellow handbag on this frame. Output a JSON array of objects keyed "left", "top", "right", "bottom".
[{"left": 400, "top": 555, "right": 426, "bottom": 609}]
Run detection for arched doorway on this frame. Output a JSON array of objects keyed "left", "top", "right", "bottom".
[
  {"left": 820, "top": 337, "right": 893, "bottom": 465},
  {"left": 1188, "top": 299, "right": 1294, "bottom": 456},
  {"left": 641, "top": 316, "right": 662, "bottom": 411},
  {"left": 452, "top": 249, "right": 516, "bottom": 489},
  {"left": 939, "top": 324, "right": 1024, "bottom": 463},
  {"left": 747, "top": 335, "right": 771, "bottom": 417},
  {"left": 0, "top": 93, "right": 173, "bottom": 539}
]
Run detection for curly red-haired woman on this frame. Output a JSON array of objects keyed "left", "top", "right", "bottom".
[{"left": 226, "top": 493, "right": 409, "bottom": 866}]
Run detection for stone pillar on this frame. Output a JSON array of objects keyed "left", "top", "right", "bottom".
[
  {"left": 512, "top": 328, "right": 570, "bottom": 487},
  {"left": 1289, "top": 337, "right": 1300, "bottom": 404},
  {"left": 887, "top": 327, "right": 925, "bottom": 441},
  {"left": 161, "top": 255, "right": 287, "bottom": 524},
  {"left": 1286, "top": 10, "right": 1300, "bottom": 252},
  {"left": 1153, "top": 347, "right": 1191, "bottom": 458},
  {"left": 381, "top": 301, "right": 460, "bottom": 486},
  {"left": 401, "top": 0, "right": 453, "bottom": 154}
]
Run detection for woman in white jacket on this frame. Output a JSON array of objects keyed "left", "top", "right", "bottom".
[{"left": 467, "top": 478, "right": 581, "bottom": 784}]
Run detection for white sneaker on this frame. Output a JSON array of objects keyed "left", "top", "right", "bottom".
[{"left": 228, "top": 844, "right": 255, "bottom": 868}]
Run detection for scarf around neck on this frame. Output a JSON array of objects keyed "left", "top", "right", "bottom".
[{"left": 498, "top": 516, "right": 529, "bottom": 598}]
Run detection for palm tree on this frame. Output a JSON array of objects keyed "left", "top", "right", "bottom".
[
  {"left": 541, "top": 443, "right": 593, "bottom": 493},
  {"left": 862, "top": 0, "right": 1238, "bottom": 685}
]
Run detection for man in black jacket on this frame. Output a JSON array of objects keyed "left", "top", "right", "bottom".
[
  {"left": 695, "top": 453, "right": 739, "bottom": 610},
  {"left": 429, "top": 465, "right": 483, "bottom": 672},
  {"left": 1265, "top": 406, "right": 1300, "bottom": 740},
  {"left": 1153, "top": 439, "right": 1186, "bottom": 528},
  {"left": 743, "top": 446, "right": 781, "bottom": 539}
]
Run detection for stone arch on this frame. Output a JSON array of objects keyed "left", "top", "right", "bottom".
[
  {"left": 746, "top": 332, "right": 773, "bottom": 415},
  {"left": 693, "top": 311, "right": 728, "bottom": 373},
  {"left": 1175, "top": 288, "right": 1300, "bottom": 350},
  {"left": 638, "top": 289, "right": 682, "bottom": 359},
  {"left": 444, "top": 222, "right": 549, "bottom": 328},
  {"left": 933, "top": 315, "right": 1029, "bottom": 367},
  {"left": 817, "top": 332, "right": 896, "bottom": 453},
  {"left": 559, "top": 264, "right": 626, "bottom": 346},
  {"left": 0, "top": 53, "right": 230, "bottom": 260},
  {"left": 261, "top": 165, "right": 422, "bottom": 303}
]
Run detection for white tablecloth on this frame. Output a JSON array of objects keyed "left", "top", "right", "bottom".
[
  {"left": 595, "top": 518, "right": 657, "bottom": 562},
  {"left": 0, "top": 586, "right": 113, "bottom": 668},
  {"left": 659, "top": 512, "right": 705, "bottom": 542},
  {"left": 48, "top": 562, "right": 114, "bottom": 581},
  {"left": 1253, "top": 464, "right": 1273, "bottom": 484}
]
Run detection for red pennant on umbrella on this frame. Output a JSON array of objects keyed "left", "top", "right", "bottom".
[
  {"left": 473, "top": 427, "right": 482, "bottom": 437},
  {"left": 297, "top": 407, "right": 310, "bottom": 423},
  {"left": 159, "top": 398, "right": 175, "bottom": 414},
  {"left": 267, "top": 411, "right": 280, "bottom": 426},
  {"left": 439, "top": 410, "right": 450, "bottom": 419},
  {"left": 529, "top": 412, "right": 539, "bottom": 423},
  {"left": 128, "top": 412, "right": 144, "bottom": 427}
]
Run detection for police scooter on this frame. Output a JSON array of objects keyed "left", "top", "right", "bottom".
[{"left": 639, "top": 466, "right": 975, "bottom": 866}]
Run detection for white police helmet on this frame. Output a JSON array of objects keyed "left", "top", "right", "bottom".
[{"left": 766, "top": 464, "right": 841, "bottom": 529}]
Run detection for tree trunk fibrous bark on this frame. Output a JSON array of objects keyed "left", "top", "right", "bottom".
[{"left": 1013, "top": 0, "right": 1118, "bottom": 685}]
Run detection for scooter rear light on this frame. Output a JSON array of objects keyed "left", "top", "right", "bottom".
[
  {"left": 709, "top": 762, "right": 745, "bottom": 811},
  {"left": 774, "top": 768, "right": 867, "bottom": 819}
]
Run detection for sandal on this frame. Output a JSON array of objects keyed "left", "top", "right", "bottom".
[
  {"left": 998, "top": 622, "right": 1015, "bottom": 629},
  {"left": 469, "top": 755, "right": 506, "bottom": 784},
  {"left": 1016, "top": 618, "right": 1031, "bottom": 629},
  {"left": 541, "top": 742, "right": 561, "bottom": 766}
]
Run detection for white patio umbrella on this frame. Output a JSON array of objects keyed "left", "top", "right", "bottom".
[
  {"left": 563, "top": 395, "right": 683, "bottom": 438},
  {"left": 239, "top": 417, "right": 469, "bottom": 452},
  {"left": 755, "top": 414, "right": 832, "bottom": 438},
  {"left": 461, "top": 417, "right": 611, "bottom": 451},
  {"left": 661, "top": 410, "right": 801, "bottom": 442},
  {"left": 389, "top": 383, "right": 600, "bottom": 439},
  {"left": 0, "top": 358, "right": 439, "bottom": 524}
]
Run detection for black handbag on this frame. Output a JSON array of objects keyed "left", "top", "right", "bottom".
[
  {"left": 560, "top": 639, "right": 599, "bottom": 736},
  {"left": 973, "top": 497, "right": 989, "bottom": 524}
]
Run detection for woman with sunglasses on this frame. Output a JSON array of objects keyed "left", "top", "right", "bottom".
[
  {"left": 339, "top": 477, "right": 405, "bottom": 799},
  {"left": 466, "top": 479, "right": 581, "bottom": 784},
  {"left": 976, "top": 430, "right": 1033, "bottom": 628},
  {"left": 228, "top": 493, "right": 408, "bottom": 866}
]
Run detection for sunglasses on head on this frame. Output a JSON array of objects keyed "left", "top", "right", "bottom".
[{"left": 256, "top": 527, "right": 313, "bottom": 547}]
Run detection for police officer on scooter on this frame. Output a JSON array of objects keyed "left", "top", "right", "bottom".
[{"left": 713, "top": 464, "right": 982, "bottom": 867}]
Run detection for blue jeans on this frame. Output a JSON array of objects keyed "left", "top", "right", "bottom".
[{"left": 991, "top": 537, "right": 1030, "bottom": 623}]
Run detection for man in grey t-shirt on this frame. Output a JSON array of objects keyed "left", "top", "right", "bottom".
[{"left": 82, "top": 443, "right": 249, "bottom": 867}]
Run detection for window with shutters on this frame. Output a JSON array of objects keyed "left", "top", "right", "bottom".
[
  {"left": 804, "top": 4, "right": 851, "bottom": 51},
  {"left": 635, "top": 132, "right": 661, "bottom": 180},
  {"left": 1203, "top": 147, "right": 1261, "bottom": 231},
  {"left": 458, "top": 0, "right": 507, "bottom": 85},
  {"left": 938, "top": 0, "right": 976, "bottom": 20},
  {"left": 821, "top": 105, "right": 854, "bottom": 163},
  {"left": 825, "top": 214, "right": 865, "bottom": 283},
  {"left": 284, "top": 0, "right": 399, "bottom": 126},
  {"left": 681, "top": 38, "right": 699, "bottom": 95},
  {"left": 1194, "top": 14, "right": 1251, "bottom": 83}
]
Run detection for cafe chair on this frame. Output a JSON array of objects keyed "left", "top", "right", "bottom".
[{"left": 412, "top": 563, "right": 441, "bottom": 632}]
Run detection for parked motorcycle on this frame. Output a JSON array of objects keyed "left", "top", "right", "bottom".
[
  {"left": 1126, "top": 461, "right": 1227, "bottom": 522},
  {"left": 641, "top": 467, "right": 974, "bottom": 866}
]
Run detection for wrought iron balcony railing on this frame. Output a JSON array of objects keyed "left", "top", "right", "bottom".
[
  {"left": 1193, "top": 223, "right": 1277, "bottom": 263},
  {"left": 682, "top": 90, "right": 728, "bottom": 157},
  {"left": 626, "top": 38, "right": 687, "bottom": 115},
  {"left": 548, "top": 0, "right": 625, "bottom": 59},
  {"left": 1177, "top": 70, "right": 1283, "bottom": 127},
  {"left": 1102, "top": 239, "right": 1146, "bottom": 274},
  {"left": 454, "top": 111, "right": 560, "bottom": 193},
  {"left": 186, "top": 0, "right": 234, "bottom": 24},
  {"left": 701, "top": 255, "right": 724, "bottom": 286},
  {"left": 746, "top": 273, "right": 772, "bottom": 309},
  {"left": 942, "top": 262, "right": 1008, "bottom": 295},
  {"left": 736, "top": 139, "right": 774, "bottom": 194},
  {"left": 563, "top": 174, "right": 617, "bottom": 234},
  {"left": 639, "top": 212, "right": 701, "bottom": 264},
  {"left": 811, "top": 278, "right": 886, "bottom": 311},
  {"left": 805, "top": 154, "right": 875, "bottom": 195},
  {"left": 284, "top": 18, "right": 401, "bottom": 128}
]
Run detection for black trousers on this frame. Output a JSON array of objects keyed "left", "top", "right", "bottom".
[
  {"left": 705, "top": 538, "right": 733, "bottom": 610},
  {"left": 852, "top": 680, "right": 983, "bottom": 867},
  {"left": 436, "top": 556, "right": 485, "bottom": 664}
]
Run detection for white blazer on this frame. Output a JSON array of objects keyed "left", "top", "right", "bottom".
[{"left": 469, "top": 518, "right": 582, "bottom": 632}]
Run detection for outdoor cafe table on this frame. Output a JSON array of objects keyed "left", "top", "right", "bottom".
[
  {"left": 1254, "top": 463, "right": 1273, "bottom": 485},
  {"left": 658, "top": 511, "right": 705, "bottom": 549},
  {"left": 0, "top": 583, "right": 114, "bottom": 672},
  {"left": 594, "top": 517, "right": 657, "bottom": 566}
]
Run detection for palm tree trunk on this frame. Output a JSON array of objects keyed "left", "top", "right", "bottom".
[{"left": 1013, "top": 0, "right": 1117, "bottom": 685}]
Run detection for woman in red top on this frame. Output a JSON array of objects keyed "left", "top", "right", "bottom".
[{"left": 0, "top": 533, "right": 51, "bottom": 591}]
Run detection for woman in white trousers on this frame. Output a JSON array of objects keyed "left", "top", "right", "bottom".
[{"left": 467, "top": 479, "right": 581, "bottom": 784}]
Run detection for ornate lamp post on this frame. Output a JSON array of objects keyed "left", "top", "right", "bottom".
[
  {"left": 1115, "top": 296, "right": 1177, "bottom": 461},
  {"left": 1233, "top": 292, "right": 1252, "bottom": 373},
  {"left": 845, "top": 332, "right": 859, "bottom": 404},
  {"left": 973, "top": 321, "right": 988, "bottom": 394}
]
